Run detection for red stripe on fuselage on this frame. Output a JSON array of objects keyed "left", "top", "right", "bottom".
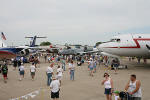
[
  {"left": 0, "top": 51, "right": 16, "bottom": 56},
  {"left": 104, "top": 38, "right": 150, "bottom": 48}
]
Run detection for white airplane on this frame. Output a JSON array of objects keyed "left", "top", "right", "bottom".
[{"left": 98, "top": 34, "right": 150, "bottom": 58}]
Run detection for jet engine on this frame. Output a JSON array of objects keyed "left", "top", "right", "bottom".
[{"left": 20, "top": 49, "right": 30, "bottom": 56}]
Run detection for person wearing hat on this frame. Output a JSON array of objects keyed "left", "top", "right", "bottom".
[
  {"left": 50, "top": 76, "right": 60, "bottom": 100},
  {"left": 113, "top": 91, "right": 121, "bottom": 100}
]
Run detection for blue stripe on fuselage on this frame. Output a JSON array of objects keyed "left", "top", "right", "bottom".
[{"left": 0, "top": 48, "right": 23, "bottom": 54}]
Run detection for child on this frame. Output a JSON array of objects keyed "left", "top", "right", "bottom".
[
  {"left": 113, "top": 91, "right": 121, "bottom": 100},
  {"left": 1, "top": 64, "right": 8, "bottom": 83}
]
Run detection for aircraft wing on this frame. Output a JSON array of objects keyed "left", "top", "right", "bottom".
[
  {"left": 25, "top": 37, "right": 47, "bottom": 38},
  {"left": 100, "top": 52, "right": 120, "bottom": 58}
]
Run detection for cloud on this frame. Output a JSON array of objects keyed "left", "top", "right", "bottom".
[{"left": 0, "top": 0, "right": 150, "bottom": 46}]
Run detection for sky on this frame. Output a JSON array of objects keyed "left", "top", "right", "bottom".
[{"left": 0, "top": 0, "right": 150, "bottom": 46}]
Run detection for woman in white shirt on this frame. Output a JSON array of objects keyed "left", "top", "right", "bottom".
[{"left": 101, "top": 73, "right": 114, "bottom": 100}]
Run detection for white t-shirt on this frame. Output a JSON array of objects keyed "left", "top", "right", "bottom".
[
  {"left": 104, "top": 78, "right": 111, "bottom": 89},
  {"left": 57, "top": 68, "right": 63, "bottom": 77},
  {"left": 50, "top": 80, "right": 60, "bottom": 93},
  {"left": 19, "top": 66, "right": 24, "bottom": 71},
  {"left": 114, "top": 96, "right": 120, "bottom": 100},
  {"left": 69, "top": 63, "right": 75, "bottom": 70},
  {"left": 30, "top": 65, "right": 36, "bottom": 72},
  {"left": 46, "top": 67, "right": 53, "bottom": 74}
]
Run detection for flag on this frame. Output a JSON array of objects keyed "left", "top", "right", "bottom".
[{"left": 1, "top": 32, "right": 6, "bottom": 40}]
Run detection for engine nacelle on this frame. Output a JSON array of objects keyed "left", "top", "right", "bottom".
[{"left": 20, "top": 49, "right": 30, "bottom": 56}]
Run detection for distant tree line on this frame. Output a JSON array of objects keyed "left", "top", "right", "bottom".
[{"left": 40, "top": 41, "right": 51, "bottom": 46}]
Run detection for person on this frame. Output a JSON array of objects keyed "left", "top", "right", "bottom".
[
  {"left": 112, "top": 58, "right": 120, "bottom": 74},
  {"left": 46, "top": 64, "right": 54, "bottom": 86},
  {"left": 18, "top": 59, "right": 21, "bottom": 67},
  {"left": 101, "top": 73, "right": 114, "bottom": 100},
  {"left": 50, "top": 77, "right": 60, "bottom": 100},
  {"left": 19, "top": 63, "right": 25, "bottom": 81},
  {"left": 21, "top": 56, "right": 24, "bottom": 64},
  {"left": 137, "top": 58, "right": 141, "bottom": 64},
  {"left": 13, "top": 58, "right": 18, "bottom": 70},
  {"left": 93, "top": 60, "right": 97, "bottom": 73},
  {"left": 57, "top": 65, "right": 63, "bottom": 84},
  {"left": 61, "top": 58, "right": 66, "bottom": 71},
  {"left": 89, "top": 59, "right": 94, "bottom": 76},
  {"left": 34, "top": 57, "right": 39, "bottom": 68},
  {"left": 0, "top": 64, "right": 2, "bottom": 73},
  {"left": 125, "top": 74, "right": 142, "bottom": 100},
  {"left": 69, "top": 60, "right": 75, "bottom": 81},
  {"left": 113, "top": 91, "right": 121, "bottom": 100},
  {"left": 44, "top": 54, "right": 47, "bottom": 62},
  {"left": 30, "top": 63, "right": 36, "bottom": 80},
  {"left": 1, "top": 63, "right": 8, "bottom": 83}
]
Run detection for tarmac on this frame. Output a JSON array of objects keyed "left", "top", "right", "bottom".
[{"left": 0, "top": 58, "right": 150, "bottom": 100}]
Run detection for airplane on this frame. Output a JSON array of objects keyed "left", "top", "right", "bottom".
[
  {"left": 98, "top": 34, "right": 150, "bottom": 58},
  {"left": 0, "top": 33, "right": 46, "bottom": 60},
  {"left": 59, "top": 45, "right": 99, "bottom": 55}
]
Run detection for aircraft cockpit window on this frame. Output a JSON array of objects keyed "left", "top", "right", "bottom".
[
  {"left": 138, "top": 36, "right": 142, "bottom": 38},
  {"left": 110, "top": 38, "right": 121, "bottom": 42}
]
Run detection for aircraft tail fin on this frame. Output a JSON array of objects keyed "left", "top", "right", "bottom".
[
  {"left": 25, "top": 36, "right": 46, "bottom": 47},
  {"left": 1, "top": 32, "right": 6, "bottom": 40}
]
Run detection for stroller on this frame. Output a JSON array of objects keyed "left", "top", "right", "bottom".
[{"left": 119, "top": 91, "right": 132, "bottom": 100}]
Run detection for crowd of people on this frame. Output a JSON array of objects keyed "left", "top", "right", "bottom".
[{"left": 0, "top": 53, "right": 142, "bottom": 100}]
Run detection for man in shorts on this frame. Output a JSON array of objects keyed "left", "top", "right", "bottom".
[{"left": 50, "top": 77, "right": 60, "bottom": 100}]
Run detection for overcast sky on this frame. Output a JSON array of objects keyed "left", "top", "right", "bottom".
[{"left": 0, "top": 0, "right": 150, "bottom": 46}]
